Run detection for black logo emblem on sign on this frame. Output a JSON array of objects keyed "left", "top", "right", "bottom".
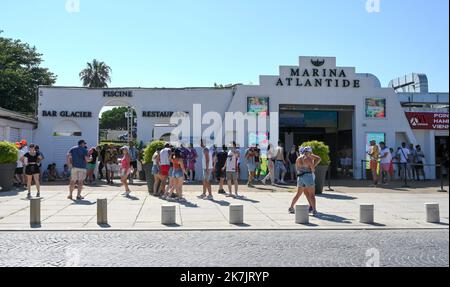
[{"left": 311, "top": 59, "right": 325, "bottom": 67}]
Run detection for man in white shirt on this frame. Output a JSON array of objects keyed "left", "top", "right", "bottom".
[
  {"left": 158, "top": 143, "right": 171, "bottom": 194},
  {"left": 200, "top": 139, "right": 214, "bottom": 199},
  {"left": 397, "top": 142, "right": 410, "bottom": 181},
  {"left": 379, "top": 142, "right": 392, "bottom": 184},
  {"left": 225, "top": 141, "right": 240, "bottom": 197}
]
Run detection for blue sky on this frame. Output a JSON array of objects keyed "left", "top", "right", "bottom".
[{"left": 1, "top": 0, "right": 449, "bottom": 91}]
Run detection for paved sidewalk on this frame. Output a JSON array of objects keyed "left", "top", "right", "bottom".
[{"left": 0, "top": 180, "right": 448, "bottom": 230}]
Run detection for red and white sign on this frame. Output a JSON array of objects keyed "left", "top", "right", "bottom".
[{"left": 405, "top": 112, "right": 449, "bottom": 130}]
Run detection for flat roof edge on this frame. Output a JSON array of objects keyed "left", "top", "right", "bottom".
[{"left": 38, "top": 85, "right": 239, "bottom": 91}]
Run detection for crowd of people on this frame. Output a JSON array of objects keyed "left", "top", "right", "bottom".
[
  {"left": 12, "top": 137, "right": 325, "bottom": 216},
  {"left": 367, "top": 140, "right": 428, "bottom": 186}
]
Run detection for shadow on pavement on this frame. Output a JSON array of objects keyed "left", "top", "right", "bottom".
[
  {"left": 71, "top": 199, "right": 96, "bottom": 205},
  {"left": 252, "top": 186, "right": 276, "bottom": 192},
  {"left": 365, "top": 222, "right": 387, "bottom": 227},
  {"left": 233, "top": 196, "right": 260, "bottom": 203},
  {"left": 317, "top": 193, "right": 357, "bottom": 200},
  {"left": 296, "top": 222, "right": 319, "bottom": 227},
  {"left": 232, "top": 223, "right": 251, "bottom": 227},
  {"left": 0, "top": 189, "right": 22, "bottom": 196},
  {"left": 208, "top": 199, "right": 231, "bottom": 206},
  {"left": 314, "top": 212, "right": 352, "bottom": 224},
  {"left": 180, "top": 201, "right": 199, "bottom": 208},
  {"left": 124, "top": 195, "right": 140, "bottom": 201},
  {"left": 163, "top": 223, "right": 181, "bottom": 227}
]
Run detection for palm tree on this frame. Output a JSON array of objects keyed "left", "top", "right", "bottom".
[{"left": 79, "top": 59, "right": 112, "bottom": 88}]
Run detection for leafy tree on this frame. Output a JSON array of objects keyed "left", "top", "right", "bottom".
[
  {"left": 79, "top": 59, "right": 112, "bottom": 88},
  {"left": 0, "top": 31, "right": 57, "bottom": 115},
  {"left": 99, "top": 107, "right": 136, "bottom": 130}
]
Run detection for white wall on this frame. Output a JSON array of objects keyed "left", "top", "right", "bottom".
[{"left": 0, "top": 118, "right": 34, "bottom": 143}]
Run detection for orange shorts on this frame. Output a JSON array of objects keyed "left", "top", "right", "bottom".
[{"left": 370, "top": 160, "right": 378, "bottom": 171}]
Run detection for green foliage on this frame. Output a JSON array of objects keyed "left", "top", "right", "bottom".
[
  {"left": 0, "top": 141, "right": 19, "bottom": 164},
  {"left": 299, "top": 140, "right": 330, "bottom": 166},
  {"left": 99, "top": 107, "right": 137, "bottom": 130},
  {"left": 143, "top": 141, "right": 165, "bottom": 164},
  {"left": 0, "top": 32, "right": 57, "bottom": 115},
  {"left": 79, "top": 59, "right": 112, "bottom": 88}
]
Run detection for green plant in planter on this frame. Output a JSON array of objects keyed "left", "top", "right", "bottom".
[
  {"left": 143, "top": 140, "right": 166, "bottom": 164},
  {"left": 0, "top": 141, "right": 19, "bottom": 164},
  {"left": 299, "top": 140, "right": 330, "bottom": 166}
]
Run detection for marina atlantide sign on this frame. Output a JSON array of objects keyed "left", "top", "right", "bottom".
[{"left": 275, "top": 59, "right": 360, "bottom": 88}]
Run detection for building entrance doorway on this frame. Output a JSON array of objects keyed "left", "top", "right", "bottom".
[
  {"left": 279, "top": 105, "right": 354, "bottom": 179},
  {"left": 435, "top": 136, "right": 449, "bottom": 179}
]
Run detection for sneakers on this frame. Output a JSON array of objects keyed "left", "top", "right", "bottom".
[
  {"left": 199, "top": 193, "right": 206, "bottom": 199},
  {"left": 218, "top": 189, "right": 226, "bottom": 194},
  {"left": 312, "top": 210, "right": 318, "bottom": 216},
  {"left": 26, "top": 192, "right": 31, "bottom": 199},
  {"left": 207, "top": 194, "right": 213, "bottom": 200},
  {"left": 280, "top": 180, "right": 287, "bottom": 185},
  {"left": 309, "top": 206, "right": 313, "bottom": 213},
  {"left": 288, "top": 207, "right": 295, "bottom": 214},
  {"left": 36, "top": 192, "right": 40, "bottom": 198}
]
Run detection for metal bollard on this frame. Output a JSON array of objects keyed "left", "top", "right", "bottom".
[
  {"left": 97, "top": 198, "right": 108, "bottom": 225},
  {"left": 425, "top": 203, "right": 440, "bottom": 223},
  {"left": 161, "top": 205, "right": 176, "bottom": 225},
  {"left": 295, "top": 205, "right": 309, "bottom": 224},
  {"left": 30, "top": 198, "right": 41, "bottom": 225},
  {"left": 360, "top": 204, "right": 374, "bottom": 224},
  {"left": 229, "top": 205, "right": 244, "bottom": 224}
]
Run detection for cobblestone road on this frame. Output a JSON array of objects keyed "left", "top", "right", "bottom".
[{"left": 0, "top": 230, "right": 447, "bottom": 267}]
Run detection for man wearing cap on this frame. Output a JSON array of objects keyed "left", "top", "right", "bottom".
[
  {"left": 67, "top": 140, "right": 90, "bottom": 200},
  {"left": 14, "top": 142, "right": 26, "bottom": 187},
  {"left": 20, "top": 140, "right": 28, "bottom": 154}
]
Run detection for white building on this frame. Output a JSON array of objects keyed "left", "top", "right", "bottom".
[
  {"left": 0, "top": 107, "right": 36, "bottom": 143},
  {"left": 33, "top": 56, "right": 449, "bottom": 179}
]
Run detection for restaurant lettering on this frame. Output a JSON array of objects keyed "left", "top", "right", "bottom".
[
  {"left": 42, "top": 111, "right": 92, "bottom": 118},
  {"left": 142, "top": 111, "right": 189, "bottom": 117},
  {"left": 276, "top": 68, "right": 360, "bottom": 88}
]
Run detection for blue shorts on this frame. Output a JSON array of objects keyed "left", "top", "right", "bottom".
[
  {"left": 297, "top": 173, "right": 315, "bottom": 188},
  {"left": 275, "top": 160, "right": 287, "bottom": 173},
  {"left": 247, "top": 163, "right": 256, "bottom": 172},
  {"left": 172, "top": 168, "right": 184, "bottom": 178},
  {"left": 151, "top": 165, "right": 159, "bottom": 175}
]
